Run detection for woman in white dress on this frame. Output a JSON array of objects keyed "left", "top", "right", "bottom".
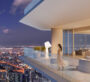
[{"left": 57, "top": 44, "right": 64, "bottom": 70}]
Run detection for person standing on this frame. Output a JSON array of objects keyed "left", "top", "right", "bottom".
[{"left": 57, "top": 44, "right": 64, "bottom": 70}]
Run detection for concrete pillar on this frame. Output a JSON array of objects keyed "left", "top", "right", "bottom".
[{"left": 51, "top": 28, "right": 63, "bottom": 55}]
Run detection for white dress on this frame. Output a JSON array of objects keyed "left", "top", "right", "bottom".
[{"left": 57, "top": 49, "right": 63, "bottom": 69}]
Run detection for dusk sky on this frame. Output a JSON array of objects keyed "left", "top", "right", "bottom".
[{"left": 0, "top": 0, "right": 51, "bottom": 46}]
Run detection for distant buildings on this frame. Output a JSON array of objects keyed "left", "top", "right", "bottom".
[
  {"left": 8, "top": 72, "right": 24, "bottom": 82},
  {"left": 0, "top": 70, "right": 7, "bottom": 82},
  {"left": 0, "top": 50, "right": 51, "bottom": 82},
  {"left": 0, "top": 47, "right": 24, "bottom": 56},
  {"left": 0, "top": 51, "right": 31, "bottom": 82}
]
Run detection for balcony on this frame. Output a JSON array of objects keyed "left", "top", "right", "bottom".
[{"left": 19, "top": 48, "right": 90, "bottom": 82}]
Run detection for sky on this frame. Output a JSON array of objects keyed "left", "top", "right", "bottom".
[{"left": 0, "top": 0, "right": 51, "bottom": 46}]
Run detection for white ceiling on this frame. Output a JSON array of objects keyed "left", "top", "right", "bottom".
[{"left": 20, "top": 0, "right": 90, "bottom": 30}]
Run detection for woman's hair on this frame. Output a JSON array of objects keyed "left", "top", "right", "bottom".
[{"left": 58, "top": 44, "right": 62, "bottom": 51}]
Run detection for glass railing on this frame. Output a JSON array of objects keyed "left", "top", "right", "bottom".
[{"left": 23, "top": 47, "right": 90, "bottom": 82}]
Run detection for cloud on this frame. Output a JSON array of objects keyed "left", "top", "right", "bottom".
[
  {"left": 10, "top": 0, "right": 32, "bottom": 14},
  {"left": 3, "top": 29, "right": 9, "bottom": 34}
]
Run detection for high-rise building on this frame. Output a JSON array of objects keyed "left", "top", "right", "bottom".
[{"left": 8, "top": 71, "right": 23, "bottom": 82}]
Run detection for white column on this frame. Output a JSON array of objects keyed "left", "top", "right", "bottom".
[
  {"left": 45, "top": 48, "right": 49, "bottom": 59},
  {"left": 51, "top": 28, "right": 63, "bottom": 55}
]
